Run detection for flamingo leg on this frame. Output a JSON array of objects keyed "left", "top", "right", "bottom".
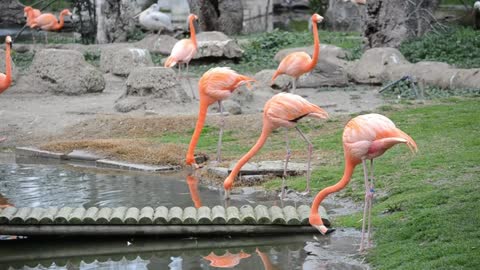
[
  {"left": 367, "top": 159, "right": 375, "bottom": 248},
  {"left": 295, "top": 126, "right": 313, "bottom": 194},
  {"left": 177, "top": 63, "right": 182, "bottom": 81},
  {"left": 291, "top": 78, "right": 297, "bottom": 94},
  {"left": 360, "top": 159, "right": 369, "bottom": 252},
  {"left": 216, "top": 100, "right": 224, "bottom": 163},
  {"left": 185, "top": 63, "right": 197, "bottom": 100},
  {"left": 281, "top": 128, "right": 292, "bottom": 199}
]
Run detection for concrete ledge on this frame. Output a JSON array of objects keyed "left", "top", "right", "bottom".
[
  {"left": 15, "top": 147, "right": 67, "bottom": 160},
  {"left": 95, "top": 159, "right": 179, "bottom": 172}
]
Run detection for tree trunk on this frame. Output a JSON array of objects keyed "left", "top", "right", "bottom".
[
  {"left": 187, "top": 0, "right": 243, "bottom": 35},
  {"left": 363, "top": 0, "right": 441, "bottom": 48},
  {"left": 0, "top": 0, "right": 26, "bottom": 25}
]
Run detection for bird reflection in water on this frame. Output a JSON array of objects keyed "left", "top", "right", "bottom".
[{"left": 186, "top": 173, "right": 202, "bottom": 208}]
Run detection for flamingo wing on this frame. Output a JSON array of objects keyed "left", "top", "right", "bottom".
[
  {"left": 33, "top": 13, "right": 58, "bottom": 30},
  {"left": 276, "top": 52, "right": 312, "bottom": 78},
  {"left": 169, "top": 39, "right": 197, "bottom": 64},
  {"left": 264, "top": 93, "right": 328, "bottom": 129},
  {"left": 200, "top": 67, "right": 255, "bottom": 102}
]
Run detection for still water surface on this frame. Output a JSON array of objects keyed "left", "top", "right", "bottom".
[{"left": 0, "top": 157, "right": 368, "bottom": 270}]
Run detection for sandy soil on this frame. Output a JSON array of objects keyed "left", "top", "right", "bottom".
[{"left": 0, "top": 72, "right": 385, "bottom": 147}]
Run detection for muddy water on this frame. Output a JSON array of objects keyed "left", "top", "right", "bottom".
[{"left": 0, "top": 154, "right": 369, "bottom": 269}]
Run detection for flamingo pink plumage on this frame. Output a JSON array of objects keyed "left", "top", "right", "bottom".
[
  {"left": 309, "top": 113, "right": 417, "bottom": 251},
  {"left": 0, "top": 36, "right": 12, "bottom": 143},
  {"left": 186, "top": 67, "right": 255, "bottom": 168},
  {"left": 223, "top": 92, "right": 328, "bottom": 199},
  {"left": 271, "top": 14, "right": 324, "bottom": 93},
  {"left": 24, "top": 6, "right": 42, "bottom": 27}
]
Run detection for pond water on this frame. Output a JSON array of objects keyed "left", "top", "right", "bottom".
[{"left": 0, "top": 153, "right": 368, "bottom": 269}]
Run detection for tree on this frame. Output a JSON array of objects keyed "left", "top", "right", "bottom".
[
  {"left": 363, "top": 0, "right": 441, "bottom": 48},
  {"left": 187, "top": 0, "right": 244, "bottom": 35}
]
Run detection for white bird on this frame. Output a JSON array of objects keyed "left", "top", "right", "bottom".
[{"left": 135, "top": 3, "right": 173, "bottom": 33}]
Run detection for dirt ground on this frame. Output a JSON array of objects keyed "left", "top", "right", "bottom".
[{"left": 0, "top": 72, "right": 386, "bottom": 148}]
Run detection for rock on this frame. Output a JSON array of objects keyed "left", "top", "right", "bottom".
[
  {"left": 194, "top": 31, "right": 243, "bottom": 59},
  {"left": 28, "top": 49, "right": 105, "bottom": 95},
  {"left": 228, "top": 160, "right": 307, "bottom": 176},
  {"left": 100, "top": 47, "right": 153, "bottom": 76},
  {"left": 274, "top": 44, "right": 348, "bottom": 63},
  {"left": 255, "top": 69, "right": 290, "bottom": 89},
  {"left": 125, "top": 67, "right": 190, "bottom": 103},
  {"left": 135, "top": 34, "right": 178, "bottom": 55},
  {"left": 325, "top": 0, "right": 365, "bottom": 32},
  {"left": 114, "top": 97, "right": 147, "bottom": 113},
  {"left": 211, "top": 99, "right": 242, "bottom": 115},
  {"left": 0, "top": 0, "right": 26, "bottom": 25},
  {"left": 348, "top": 47, "right": 409, "bottom": 84},
  {"left": 187, "top": 0, "right": 243, "bottom": 35},
  {"left": 0, "top": 49, "right": 19, "bottom": 83},
  {"left": 273, "top": 0, "right": 309, "bottom": 9}
]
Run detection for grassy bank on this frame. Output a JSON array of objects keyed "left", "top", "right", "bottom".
[{"left": 263, "top": 98, "right": 479, "bottom": 269}]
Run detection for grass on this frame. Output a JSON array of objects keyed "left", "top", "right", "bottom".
[{"left": 262, "top": 98, "right": 480, "bottom": 269}]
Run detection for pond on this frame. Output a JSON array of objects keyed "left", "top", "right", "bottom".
[{"left": 0, "top": 152, "right": 368, "bottom": 269}]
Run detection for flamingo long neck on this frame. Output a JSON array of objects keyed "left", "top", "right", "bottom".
[
  {"left": 189, "top": 17, "right": 197, "bottom": 48},
  {"left": 224, "top": 122, "right": 272, "bottom": 188},
  {"left": 186, "top": 102, "right": 208, "bottom": 164},
  {"left": 55, "top": 13, "right": 66, "bottom": 30},
  {"left": 26, "top": 10, "right": 35, "bottom": 25},
  {"left": 0, "top": 42, "right": 12, "bottom": 94},
  {"left": 307, "top": 20, "right": 320, "bottom": 71},
  {"left": 310, "top": 158, "right": 356, "bottom": 221}
]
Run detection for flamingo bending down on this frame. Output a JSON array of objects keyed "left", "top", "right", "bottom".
[
  {"left": 309, "top": 113, "right": 417, "bottom": 251},
  {"left": 271, "top": 14, "right": 324, "bottom": 93},
  {"left": 24, "top": 6, "right": 41, "bottom": 27},
  {"left": 30, "top": 9, "right": 72, "bottom": 43},
  {"left": 164, "top": 14, "right": 198, "bottom": 99},
  {"left": 186, "top": 67, "right": 255, "bottom": 168},
  {"left": 0, "top": 36, "right": 13, "bottom": 95},
  {"left": 223, "top": 93, "right": 328, "bottom": 199}
]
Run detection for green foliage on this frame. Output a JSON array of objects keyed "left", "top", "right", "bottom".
[
  {"left": 11, "top": 51, "right": 35, "bottom": 71},
  {"left": 83, "top": 51, "right": 100, "bottom": 67},
  {"left": 309, "top": 0, "right": 328, "bottom": 14},
  {"left": 399, "top": 26, "right": 480, "bottom": 69},
  {"left": 380, "top": 79, "right": 480, "bottom": 100},
  {"left": 20, "top": 0, "right": 73, "bottom": 12}
]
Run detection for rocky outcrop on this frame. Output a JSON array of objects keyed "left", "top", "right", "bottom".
[
  {"left": 347, "top": 47, "right": 409, "bottom": 84},
  {"left": 124, "top": 67, "right": 190, "bottom": 103},
  {"left": 325, "top": 0, "right": 365, "bottom": 32},
  {"left": 0, "top": 0, "right": 25, "bottom": 25},
  {"left": 28, "top": 49, "right": 105, "bottom": 95},
  {"left": 100, "top": 47, "right": 153, "bottom": 76},
  {"left": 187, "top": 0, "right": 243, "bottom": 35},
  {"left": 135, "top": 34, "right": 178, "bottom": 55},
  {"left": 274, "top": 44, "right": 349, "bottom": 62},
  {"left": 194, "top": 31, "right": 244, "bottom": 59}
]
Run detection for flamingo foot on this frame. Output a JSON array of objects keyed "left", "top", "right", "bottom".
[
  {"left": 300, "top": 188, "right": 311, "bottom": 196},
  {"left": 312, "top": 224, "right": 336, "bottom": 235}
]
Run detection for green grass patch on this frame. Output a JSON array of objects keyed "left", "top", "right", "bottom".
[
  {"left": 399, "top": 26, "right": 480, "bottom": 69},
  {"left": 261, "top": 99, "right": 480, "bottom": 269}
]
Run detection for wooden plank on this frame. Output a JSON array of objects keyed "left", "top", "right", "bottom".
[
  {"left": 110, "top": 207, "right": 127, "bottom": 224},
  {"left": 25, "top": 208, "right": 45, "bottom": 224},
  {"left": 153, "top": 206, "right": 168, "bottom": 224},
  {"left": 0, "top": 207, "right": 17, "bottom": 224},
  {"left": 168, "top": 207, "right": 183, "bottom": 225},
  {"left": 11, "top": 207, "right": 32, "bottom": 224},
  {"left": 55, "top": 207, "right": 73, "bottom": 224},
  {"left": 83, "top": 207, "right": 99, "bottom": 224},
  {"left": 255, "top": 205, "right": 271, "bottom": 224},
  {"left": 239, "top": 205, "right": 256, "bottom": 224},
  {"left": 182, "top": 207, "right": 197, "bottom": 225},
  {"left": 226, "top": 206, "right": 241, "bottom": 225},
  {"left": 283, "top": 206, "right": 300, "bottom": 225},
  {"left": 125, "top": 208, "right": 140, "bottom": 224},
  {"left": 69, "top": 208, "right": 86, "bottom": 224},
  {"left": 39, "top": 208, "right": 58, "bottom": 224},
  {"left": 197, "top": 206, "right": 212, "bottom": 224},
  {"left": 96, "top": 208, "right": 112, "bottom": 224},
  {"left": 211, "top": 206, "right": 226, "bottom": 224},
  {"left": 269, "top": 206, "right": 286, "bottom": 225}
]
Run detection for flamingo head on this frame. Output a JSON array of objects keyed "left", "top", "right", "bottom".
[
  {"left": 6, "top": 36, "right": 12, "bottom": 44},
  {"left": 189, "top": 13, "right": 198, "bottom": 21},
  {"left": 223, "top": 176, "right": 234, "bottom": 191},
  {"left": 311, "top": 14, "right": 324, "bottom": 24},
  {"left": 61, "top": 9, "right": 73, "bottom": 16}
]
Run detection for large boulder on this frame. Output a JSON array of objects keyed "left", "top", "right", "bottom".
[
  {"left": 100, "top": 47, "right": 153, "bottom": 76},
  {"left": 125, "top": 67, "right": 190, "bottom": 103},
  {"left": 348, "top": 47, "right": 409, "bottom": 84},
  {"left": 0, "top": 0, "right": 26, "bottom": 25},
  {"left": 135, "top": 34, "right": 178, "bottom": 55},
  {"left": 28, "top": 49, "right": 105, "bottom": 95},
  {"left": 0, "top": 49, "right": 19, "bottom": 83},
  {"left": 325, "top": 0, "right": 365, "bottom": 32},
  {"left": 194, "top": 31, "right": 243, "bottom": 59}
]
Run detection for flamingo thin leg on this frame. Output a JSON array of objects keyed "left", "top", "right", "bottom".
[
  {"left": 281, "top": 129, "right": 292, "bottom": 199},
  {"left": 295, "top": 126, "right": 313, "bottom": 194},
  {"left": 360, "top": 159, "right": 369, "bottom": 252},
  {"left": 291, "top": 78, "right": 297, "bottom": 94},
  {"left": 367, "top": 159, "right": 375, "bottom": 248},
  {"left": 185, "top": 63, "right": 197, "bottom": 100},
  {"left": 216, "top": 100, "right": 224, "bottom": 163}
]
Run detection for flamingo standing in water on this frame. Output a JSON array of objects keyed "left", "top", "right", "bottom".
[
  {"left": 164, "top": 14, "right": 198, "bottom": 99},
  {"left": 186, "top": 67, "right": 255, "bottom": 168},
  {"left": 0, "top": 36, "right": 12, "bottom": 143},
  {"left": 309, "top": 113, "right": 417, "bottom": 251},
  {"left": 30, "top": 9, "right": 72, "bottom": 43},
  {"left": 271, "top": 14, "right": 324, "bottom": 93},
  {"left": 223, "top": 93, "right": 328, "bottom": 199},
  {"left": 186, "top": 174, "right": 202, "bottom": 208}
]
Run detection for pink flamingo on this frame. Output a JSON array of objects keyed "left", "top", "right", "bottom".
[
  {"left": 186, "top": 67, "right": 255, "bottom": 168},
  {"left": 309, "top": 113, "right": 417, "bottom": 251},
  {"left": 223, "top": 93, "right": 328, "bottom": 199},
  {"left": 24, "top": 6, "right": 42, "bottom": 27},
  {"left": 271, "top": 14, "right": 324, "bottom": 93},
  {"left": 0, "top": 36, "right": 12, "bottom": 94},
  {"left": 30, "top": 9, "right": 72, "bottom": 43},
  {"left": 164, "top": 14, "right": 198, "bottom": 99}
]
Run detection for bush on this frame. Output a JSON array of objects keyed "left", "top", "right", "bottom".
[{"left": 399, "top": 26, "right": 480, "bottom": 68}]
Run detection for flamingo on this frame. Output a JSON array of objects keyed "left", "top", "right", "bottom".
[
  {"left": 24, "top": 6, "right": 41, "bottom": 27},
  {"left": 164, "top": 13, "right": 198, "bottom": 99},
  {"left": 186, "top": 67, "right": 255, "bottom": 168},
  {"left": 203, "top": 251, "right": 251, "bottom": 268},
  {"left": 223, "top": 92, "right": 328, "bottom": 199},
  {"left": 0, "top": 36, "right": 12, "bottom": 95},
  {"left": 136, "top": 3, "right": 173, "bottom": 33},
  {"left": 271, "top": 14, "right": 324, "bottom": 93},
  {"left": 30, "top": 9, "right": 72, "bottom": 43},
  {"left": 186, "top": 174, "right": 202, "bottom": 208},
  {"left": 309, "top": 113, "right": 417, "bottom": 251}
]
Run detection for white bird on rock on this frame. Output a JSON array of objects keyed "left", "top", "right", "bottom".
[{"left": 135, "top": 2, "right": 173, "bottom": 33}]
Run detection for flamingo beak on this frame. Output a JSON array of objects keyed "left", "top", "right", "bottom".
[{"left": 312, "top": 224, "right": 335, "bottom": 235}]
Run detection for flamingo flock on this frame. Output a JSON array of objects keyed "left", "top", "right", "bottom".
[{"left": 0, "top": 0, "right": 420, "bottom": 253}]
